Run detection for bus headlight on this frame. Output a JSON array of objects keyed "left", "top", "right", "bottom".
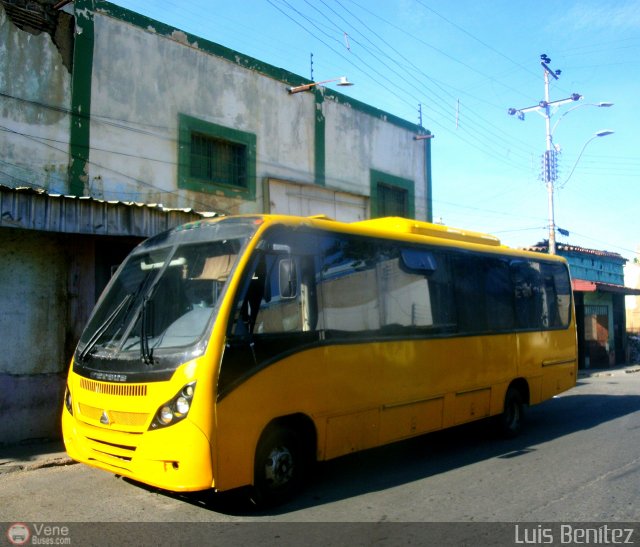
[
  {"left": 159, "top": 406, "right": 174, "bottom": 425},
  {"left": 175, "top": 396, "right": 190, "bottom": 415},
  {"left": 150, "top": 382, "right": 196, "bottom": 430},
  {"left": 64, "top": 385, "right": 73, "bottom": 415}
]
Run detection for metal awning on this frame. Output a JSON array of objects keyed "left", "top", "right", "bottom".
[
  {"left": 0, "top": 185, "right": 217, "bottom": 238},
  {"left": 572, "top": 278, "right": 640, "bottom": 296}
]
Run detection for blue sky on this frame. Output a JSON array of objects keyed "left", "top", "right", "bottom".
[{"left": 111, "top": 0, "right": 639, "bottom": 261}]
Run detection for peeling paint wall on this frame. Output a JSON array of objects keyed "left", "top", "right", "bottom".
[
  {"left": 0, "top": 5, "right": 72, "bottom": 193},
  {"left": 0, "top": 228, "right": 70, "bottom": 444},
  {"left": 324, "top": 98, "right": 427, "bottom": 219},
  {"left": 87, "top": 12, "right": 317, "bottom": 212},
  {"left": 84, "top": 8, "right": 428, "bottom": 219},
  {"left": 0, "top": 229, "right": 69, "bottom": 375}
]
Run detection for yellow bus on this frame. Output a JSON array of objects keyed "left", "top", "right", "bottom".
[{"left": 62, "top": 214, "right": 577, "bottom": 505}]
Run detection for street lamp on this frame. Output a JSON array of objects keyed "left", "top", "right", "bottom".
[
  {"left": 558, "top": 130, "right": 614, "bottom": 190},
  {"left": 288, "top": 76, "right": 354, "bottom": 94},
  {"left": 550, "top": 102, "right": 614, "bottom": 142}
]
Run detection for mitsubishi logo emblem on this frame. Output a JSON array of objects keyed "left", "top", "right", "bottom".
[{"left": 100, "top": 410, "right": 110, "bottom": 425}]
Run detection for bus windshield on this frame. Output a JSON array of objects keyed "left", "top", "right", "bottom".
[{"left": 74, "top": 217, "right": 260, "bottom": 379}]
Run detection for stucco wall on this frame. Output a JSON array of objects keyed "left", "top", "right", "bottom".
[
  {"left": 0, "top": 229, "right": 69, "bottom": 374},
  {"left": 83, "top": 8, "right": 427, "bottom": 219},
  {"left": 0, "top": 228, "right": 71, "bottom": 443},
  {"left": 324, "top": 98, "right": 427, "bottom": 219},
  {"left": 87, "top": 11, "right": 316, "bottom": 212},
  {"left": 0, "top": 227, "right": 100, "bottom": 444},
  {"left": 0, "top": 6, "right": 72, "bottom": 193}
]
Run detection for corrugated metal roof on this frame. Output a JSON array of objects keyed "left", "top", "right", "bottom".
[
  {"left": 572, "top": 279, "right": 640, "bottom": 296},
  {"left": 0, "top": 184, "right": 217, "bottom": 238},
  {"left": 523, "top": 241, "right": 626, "bottom": 262}
]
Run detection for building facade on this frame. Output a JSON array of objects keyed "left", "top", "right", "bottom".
[{"left": 0, "top": 0, "right": 431, "bottom": 444}]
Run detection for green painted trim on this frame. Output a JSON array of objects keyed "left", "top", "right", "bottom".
[
  {"left": 314, "top": 88, "right": 326, "bottom": 186},
  {"left": 424, "top": 137, "right": 433, "bottom": 222},
  {"left": 178, "top": 114, "right": 256, "bottom": 200},
  {"left": 370, "top": 169, "right": 415, "bottom": 219},
  {"left": 95, "top": 1, "right": 426, "bottom": 134},
  {"left": 68, "top": 0, "right": 95, "bottom": 196}
]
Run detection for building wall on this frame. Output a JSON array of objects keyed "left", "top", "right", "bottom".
[
  {"left": 0, "top": 228, "right": 80, "bottom": 443},
  {"left": 563, "top": 252, "right": 625, "bottom": 285},
  {"left": 74, "top": 2, "right": 429, "bottom": 220},
  {"left": 0, "top": 6, "right": 72, "bottom": 193}
]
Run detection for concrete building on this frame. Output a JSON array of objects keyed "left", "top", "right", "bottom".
[{"left": 0, "top": 0, "right": 431, "bottom": 444}]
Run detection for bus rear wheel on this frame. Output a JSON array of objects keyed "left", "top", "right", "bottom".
[
  {"left": 252, "top": 425, "right": 306, "bottom": 507},
  {"left": 497, "top": 386, "right": 525, "bottom": 438}
]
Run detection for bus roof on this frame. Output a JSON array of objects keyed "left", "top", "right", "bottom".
[
  {"left": 352, "top": 217, "right": 502, "bottom": 247},
  {"left": 198, "top": 214, "right": 566, "bottom": 262}
]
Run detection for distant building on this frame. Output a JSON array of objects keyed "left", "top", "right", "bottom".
[
  {"left": 526, "top": 242, "right": 640, "bottom": 368},
  {"left": 626, "top": 258, "right": 640, "bottom": 335}
]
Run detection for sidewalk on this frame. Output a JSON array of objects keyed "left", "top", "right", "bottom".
[
  {"left": 578, "top": 363, "right": 640, "bottom": 378},
  {"left": 0, "top": 440, "right": 74, "bottom": 475}
]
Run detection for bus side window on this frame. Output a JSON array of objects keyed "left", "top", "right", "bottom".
[
  {"left": 485, "top": 258, "right": 515, "bottom": 331},
  {"left": 540, "top": 262, "right": 572, "bottom": 328},
  {"left": 251, "top": 254, "right": 302, "bottom": 333},
  {"left": 255, "top": 242, "right": 320, "bottom": 335},
  {"left": 453, "top": 256, "right": 487, "bottom": 333},
  {"left": 511, "top": 260, "right": 544, "bottom": 330}
]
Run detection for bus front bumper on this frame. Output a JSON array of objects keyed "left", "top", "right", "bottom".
[{"left": 62, "top": 409, "right": 214, "bottom": 492}]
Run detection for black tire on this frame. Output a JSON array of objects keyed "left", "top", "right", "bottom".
[
  {"left": 251, "top": 425, "right": 307, "bottom": 507},
  {"left": 497, "top": 387, "right": 525, "bottom": 438}
]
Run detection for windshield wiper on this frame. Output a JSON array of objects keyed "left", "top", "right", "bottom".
[
  {"left": 78, "top": 294, "right": 132, "bottom": 363},
  {"left": 140, "top": 296, "right": 155, "bottom": 365}
]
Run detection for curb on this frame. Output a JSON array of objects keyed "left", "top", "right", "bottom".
[
  {"left": 0, "top": 442, "right": 76, "bottom": 476},
  {"left": 578, "top": 366, "right": 640, "bottom": 379},
  {"left": 0, "top": 456, "right": 76, "bottom": 475}
]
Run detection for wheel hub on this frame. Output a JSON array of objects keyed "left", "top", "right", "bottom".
[{"left": 264, "top": 446, "right": 294, "bottom": 487}]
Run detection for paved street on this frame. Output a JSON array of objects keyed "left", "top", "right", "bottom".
[{"left": 2, "top": 369, "right": 639, "bottom": 527}]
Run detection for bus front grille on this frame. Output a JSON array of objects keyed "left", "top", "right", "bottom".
[
  {"left": 79, "top": 403, "right": 149, "bottom": 427},
  {"left": 86, "top": 436, "right": 136, "bottom": 463},
  {"left": 80, "top": 378, "right": 147, "bottom": 397}
]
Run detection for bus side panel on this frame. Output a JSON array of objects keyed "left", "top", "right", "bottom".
[
  {"left": 517, "top": 327, "right": 577, "bottom": 405},
  {"left": 214, "top": 346, "right": 332, "bottom": 492},
  {"left": 379, "top": 397, "right": 444, "bottom": 445}
]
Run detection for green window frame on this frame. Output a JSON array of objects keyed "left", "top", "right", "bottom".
[
  {"left": 178, "top": 114, "right": 256, "bottom": 199},
  {"left": 369, "top": 169, "right": 415, "bottom": 218}
]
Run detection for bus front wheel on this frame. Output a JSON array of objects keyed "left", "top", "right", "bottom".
[
  {"left": 252, "top": 425, "right": 306, "bottom": 507},
  {"left": 497, "top": 387, "right": 525, "bottom": 438}
]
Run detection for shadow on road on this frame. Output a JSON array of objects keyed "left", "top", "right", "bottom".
[{"left": 126, "top": 384, "right": 640, "bottom": 516}]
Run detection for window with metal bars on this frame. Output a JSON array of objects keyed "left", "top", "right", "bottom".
[
  {"left": 178, "top": 114, "right": 256, "bottom": 199},
  {"left": 377, "top": 183, "right": 408, "bottom": 217},
  {"left": 190, "top": 133, "right": 247, "bottom": 188}
]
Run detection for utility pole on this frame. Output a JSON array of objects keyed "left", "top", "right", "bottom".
[{"left": 508, "top": 54, "right": 582, "bottom": 255}]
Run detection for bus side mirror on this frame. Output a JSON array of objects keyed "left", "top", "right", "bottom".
[{"left": 279, "top": 258, "right": 297, "bottom": 299}]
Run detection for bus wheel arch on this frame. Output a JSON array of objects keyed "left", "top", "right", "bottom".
[
  {"left": 251, "top": 413, "right": 316, "bottom": 507},
  {"left": 497, "top": 379, "right": 529, "bottom": 438}
]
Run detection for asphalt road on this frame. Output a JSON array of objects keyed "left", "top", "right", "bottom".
[{"left": 1, "top": 368, "right": 639, "bottom": 543}]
